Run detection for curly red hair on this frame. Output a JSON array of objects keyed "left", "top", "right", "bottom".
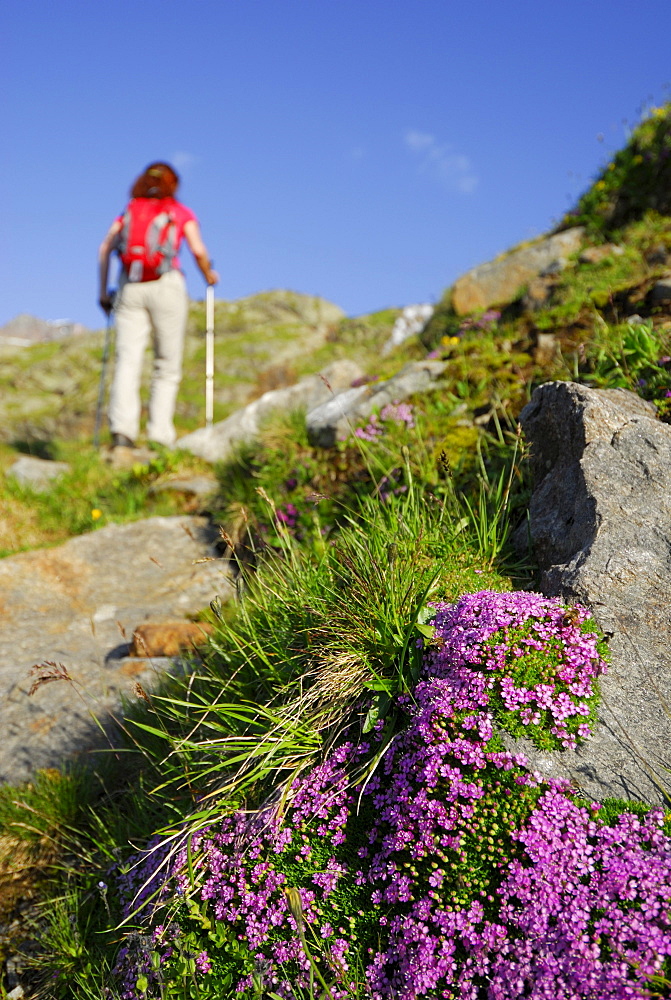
[{"left": 131, "top": 162, "right": 180, "bottom": 199}]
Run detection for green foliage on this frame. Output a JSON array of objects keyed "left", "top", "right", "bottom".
[
  {"left": 417, "top": 292, "right": 462, "bottom": 350},
  {"left": 0, "top": 444, "right": 213, "bottom": 556},
  {"left": 0, "top": 768, "right": 90, "bottom": 844},
  {"left": 324, "top": 308, "right": 401, "bottom": 353},
  {"left": 34, "top": 889, "right": 112, "bottom": 991},
  {"left": 596, "top": 796, "right": 654, "bottom": 828},
  {"left": 563, "top": 104, "right": 671, "bottom": 236},
  {"left": 572, "top": 320, "right": 671, "bottom": 419},
  {"left": 586, "top": 321, "right": 665, "bottom": 386},
  {"left": 533, "top": 244, "right": 648, "bottom": 332}
]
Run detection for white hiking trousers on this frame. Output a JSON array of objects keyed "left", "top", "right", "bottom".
[{"left": 109, "top": 269, "right": 188, "bottom": 447}]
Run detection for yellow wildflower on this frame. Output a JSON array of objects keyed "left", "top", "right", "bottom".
[{"left": 91, "top": 508, "right": 102, "bottom": 521}]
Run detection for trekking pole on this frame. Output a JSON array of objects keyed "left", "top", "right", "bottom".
[
  {"left": 94, "top": 304, "right": 114, "bottom": 449},
  {"left": 205, "top": 283, "right": 215, "bottom": 428}
]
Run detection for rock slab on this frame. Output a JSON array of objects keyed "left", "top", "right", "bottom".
[
  {"left": 518, "top": 381, "right": 671, "bottom": 804},
  {"left": 7, "top": 456, "right": 70, "bottom": 491},
  {"left": 0, "top": 516, "right": 233, "bottom": 785},
  {"left": 178, "top": 359, "right": 362, "bottom": 463},
  {"left": 452, "top": 227, "right": 585, "bottom": 315},
  {"left": 306, "top": 359, "right": 447, "bottom": 447}
]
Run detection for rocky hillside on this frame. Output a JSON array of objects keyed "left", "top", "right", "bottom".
[
  {"left": 3, "top": 103, "right": 671, "bottom": 1000},
  {"left": 0, "top": 291, "right": 397, "bottom": 448},
  {"left": 0, "top": 314, "right": 90, "bottom": 346}
]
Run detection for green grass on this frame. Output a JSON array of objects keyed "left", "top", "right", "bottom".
[{"left": 0, "top": 443, "right": 215, "bottom": 556}]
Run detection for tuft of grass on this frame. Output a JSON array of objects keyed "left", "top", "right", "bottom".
[{"left": 127, "top": 466, "right": 514, "bottom": 813}]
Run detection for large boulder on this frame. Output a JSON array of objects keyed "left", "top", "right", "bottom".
[
  {"left": 517, "top": 381, "right": 671, "bottom": 804},
  {"left": 306, "top": 359, "right": 447, "bottom": 447},
  {"left": 178, "top": 359, "right": 362, "bottom": 463},
  {"left": 451, "top": 227, "right": 585, "bottom": 315}
]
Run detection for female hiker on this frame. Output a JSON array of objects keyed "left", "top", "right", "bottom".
[{"left": 98, "top": 161, "right": 218, "bottom": 449}]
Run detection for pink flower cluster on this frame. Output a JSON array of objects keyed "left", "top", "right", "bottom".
[
  {"left": 427, "top": 590, "right": 606, "bottom": 748},
  {"left": 361, "top": 615, "right": 671, "bottom": 996},
  {"left": 355, "top": 402, "right": 415, "bottom": 442},
  {"left": 459, "top": 309, "right": 501, "bottom": 333},
  {"left": 173, "top": 742, "right": 363, "bottom": 996},
  {"left": 112, "top": 591, "right": 671, "bottom": 1000},
  {"left": 275, "top": 502, "right": 299, "bottom": 528}
]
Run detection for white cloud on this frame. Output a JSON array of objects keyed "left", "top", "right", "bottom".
[
  {"left": 405, "top": 130, "right": 435, "bottom": 153},
  {"left": 403, "top": 130, "right": 478, "bottom": 194},
  {"left": 171, "top": 150, "right": 199, "bottom": 174}
]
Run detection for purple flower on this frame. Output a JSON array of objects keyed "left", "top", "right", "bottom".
[
  {"left": 276, "top": 502, "right": 300, "bottom": 532},
  {"left": 354, "top": 402, "right": 415, "bottom": 442},
  {"left": 195, "top": 951, "right": 212, "bottom": 974}
]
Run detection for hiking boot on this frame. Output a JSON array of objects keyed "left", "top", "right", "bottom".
[{"left": 111, "top": 433, "right": 135, "bottom": 449}]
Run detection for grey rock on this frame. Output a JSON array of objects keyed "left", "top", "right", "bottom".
[
  {"left": 534, "top": 333, "right": 557, "bottom": 365},
  {"left": 651, "top": 272, "right": 671, "bottom": 302},
  {"left": 306, "top": 359, "right": 447, "bottom": 448},
  {"left": 178, "top": 359, "right": 363, "bottom": 463},
  {"left": 0, "top": 515, "right": 233, "bottom": 784},
  {"left": 578, "top": 244, "right": 625, "bottom": 265},
  {"left": 149, "top": 475, "right": 219, "bottom": 498},
  {"left": 539, "top": 259, "right": 566, "bottom": 277},
  {"left": 646, "top": 245, "right": 668, "bottom": 267},
  {"left": 28, "top": 369, "right": 80, "bottom": 395},
  {"left": 382, "top": 304, "right": 434, "bottom": 355},
  {"left": 104, "top": 445, "right": 155, "bottom": 470},
  {"left": 517, "top": 381, "right": 671, "bottom": 804},
  {"left": 6, "top": 455, "right": 70, "bottom": 491}
]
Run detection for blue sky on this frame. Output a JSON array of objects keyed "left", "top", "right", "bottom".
[{"left": 3, "top": 0, "right": 671, "bottom": 330}]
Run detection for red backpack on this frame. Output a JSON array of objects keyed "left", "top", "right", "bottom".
[{"left": 117, "top": 198, "right": 179, "bottom": 282}]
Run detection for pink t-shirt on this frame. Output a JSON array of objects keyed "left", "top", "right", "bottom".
[{"left": 115, "top": 198, "right": 197, "bottom": 274}]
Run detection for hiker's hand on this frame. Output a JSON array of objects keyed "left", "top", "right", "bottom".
[
  {"left": 205, "top": 269, "right": 219, "bottom": 286},
  {"left": 99, "top": 294, "right": 114, "bottom": 315}
]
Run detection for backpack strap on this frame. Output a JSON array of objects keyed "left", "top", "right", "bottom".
[{"left": 147, "top": 211, "right": 178, "bottom": 275}]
